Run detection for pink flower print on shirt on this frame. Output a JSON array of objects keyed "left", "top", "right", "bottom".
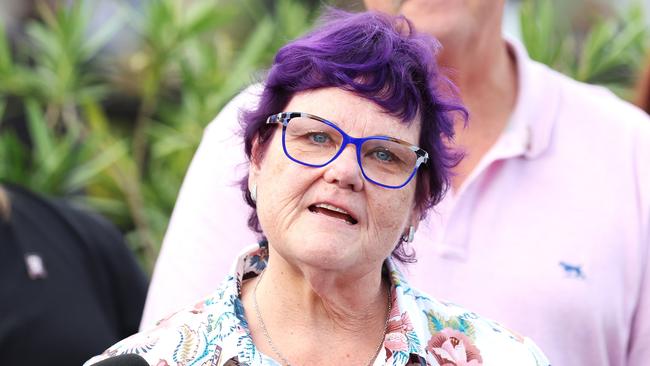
[
  {"left": 385, "top": 310, "right": 415, "bottom": 351},
  {"left": 426, "top": 328, "right": 483, "bottom": 366},
  {"left": 385, "top": 329, "right": 410, "bottom": 352}
]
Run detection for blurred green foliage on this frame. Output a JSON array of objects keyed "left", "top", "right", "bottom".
[
  {"left": 0, "top": 0, "right": 318, "bottom": 272},
  {"left": 0, "top": 0, "right": 648, "bottom": 272},
  {"left": 520, "top": 0, "right": 650, "bottom": 98}
]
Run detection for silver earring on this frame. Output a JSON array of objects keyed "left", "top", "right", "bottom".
[
  {"left": 250, "top": 183, "right": 257, "bottom": 203},
  {"left": 401, "top": 225, "right": 415, "bottom": 243}
]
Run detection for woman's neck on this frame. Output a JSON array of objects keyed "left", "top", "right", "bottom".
[{"left": 241, "top": 252, "right": 391, "bottom": 365}]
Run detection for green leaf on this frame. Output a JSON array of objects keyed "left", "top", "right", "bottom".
[
  {"left": 24, "top": 99, "right": 54, "bottom": 165},
  {"left": 0, "top": 131, "right": 30, "bottom": 183},
  {"left": 0, "top": 99, "right": 6, "bottom": 126},
  {"left": 82, "top": 6, "right": 128, "bottom": 59},
  {"left": 65, "top": 140, "right": 127, "bottom": 192},
  {"left": 149, "top": 123, "right": 198, "bottom": 159},
  {"left": 275, "top": 0, "right": 311, "bottom": 40},
  {"left": 81, "top": 99, "right": 110, "bottom": 134},
  {"left": 77, "top": 195, "right": 130, "bottom": 219},
  {"left": 35, "top": 1, "right": 60, "bottom": 31},
  {"left": 180, "top": 1, "right": 236, "bottom": 40},
  {"left": 0, "top": 25, "right": 13, "bottom": 73},
  {"left": 213, "top": 15, "right": 275, "bottom": 108},
  {"left": 25, "top": 23, "right": 61, "bottom": 64}
]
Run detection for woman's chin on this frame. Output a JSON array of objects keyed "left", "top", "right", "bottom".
[
  {"left": 309, "top": 242, "right": 357, "bottom": 265},
  {"left": 286, "top": 236, "right": 363, "bottom": 272}
]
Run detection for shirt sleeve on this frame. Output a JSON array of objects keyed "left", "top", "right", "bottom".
[
  {"left": 139, "top": 85, "right": 262, "bottom": 329},
  {"left": 627, "top": 122, "right": 650, "bottom": 365},
  {"left": 628, "top": 239, "right": 650, "bottom": 365}
]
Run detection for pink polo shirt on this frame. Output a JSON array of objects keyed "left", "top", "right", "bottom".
[{"left": 141, "top": 40, "right": 650, "bottom": 365}]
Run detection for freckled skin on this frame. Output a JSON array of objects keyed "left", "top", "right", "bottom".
[{"left": 249, "top": 88, "right": 420, "bottom": 278}]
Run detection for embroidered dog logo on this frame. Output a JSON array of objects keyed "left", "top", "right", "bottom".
[{"left": 559, "top": 261, "right": 585, "bottom": 279}]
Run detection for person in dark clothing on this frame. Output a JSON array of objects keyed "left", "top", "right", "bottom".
[{"left": 0, "top": 183, "right": 148, "bottom": 366}]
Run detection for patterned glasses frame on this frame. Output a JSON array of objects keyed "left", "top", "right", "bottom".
[{"left": 265, "top": 112, "right": 429, "bottom": 189}]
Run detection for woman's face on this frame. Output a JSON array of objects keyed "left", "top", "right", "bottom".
[{"left": 250, "top": 88, "right": 420, "bottom": 274}]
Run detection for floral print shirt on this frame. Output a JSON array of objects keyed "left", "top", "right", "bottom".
[{"left": 85, "top": 243, "right": 550, "bottom": 366}]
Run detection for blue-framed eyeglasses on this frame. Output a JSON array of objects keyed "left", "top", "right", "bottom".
[{"left": 266, "top": 112, "right": 429, "bottom": 189}]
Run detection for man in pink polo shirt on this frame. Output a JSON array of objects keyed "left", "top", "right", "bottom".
[{"left": 140, "top": 1, "right": 650, "bottom": 365}]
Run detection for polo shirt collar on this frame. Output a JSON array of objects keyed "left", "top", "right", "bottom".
[
  {"left": 452, "top": 37, "right": 561, "bottom": 198},
  {"left": 500, "top": 36, "right": 561, "bottom": 161}
]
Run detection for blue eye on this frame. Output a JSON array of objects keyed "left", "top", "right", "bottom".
[
  {"left": 374, "top": 149, "right": 393, "bottom": 162},
  {"left": 310, "top": 133, "right": 329, "bottom": 144}
]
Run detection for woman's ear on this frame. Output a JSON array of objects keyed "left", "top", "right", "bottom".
[
  {"left": 399, "top": 203, "right": 421, "bottom": 243},
  {"left": 249, "top": 134, "right": 262, "bottom": 181},
  {"left": 409, "top": 205, "right": 421, "bottom": 233}
]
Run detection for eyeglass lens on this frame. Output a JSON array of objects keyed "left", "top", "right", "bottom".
[{"left": 283, "top": 116, "right": 418, "bottom": 187}]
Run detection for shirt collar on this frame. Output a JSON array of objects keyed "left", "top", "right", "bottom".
[
  {"left": 385, "top": 258, "right": 431, "bottom": 365},
  {"left": 489, "top": 36, "right": 562, "bottom": 162},
  {"left": 451, "top": 37, "right": 562, "bottom": 198}
]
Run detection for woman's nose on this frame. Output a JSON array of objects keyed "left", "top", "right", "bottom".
[{"left": 322, "top": 145, "right": 364, "bottom": 192}]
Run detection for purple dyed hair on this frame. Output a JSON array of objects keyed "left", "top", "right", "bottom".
[{"left": 239, "top": 9, "right": 467, "bottom": 262}]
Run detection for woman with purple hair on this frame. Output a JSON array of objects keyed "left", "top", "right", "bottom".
[{"left": 86, "top": 10, "right": 548, "bottom": 366}]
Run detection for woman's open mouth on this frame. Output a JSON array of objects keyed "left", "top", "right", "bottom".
[{"left": 308, "top": 203, "right": 358, "bottom": 225}]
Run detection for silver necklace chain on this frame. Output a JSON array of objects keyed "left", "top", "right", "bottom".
[{"left": 252, "top": 269, "right": 392, "bottom": 366}]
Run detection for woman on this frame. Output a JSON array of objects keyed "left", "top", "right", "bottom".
[{"left": 87, "top": 10, "right": 549, "bottom": 366}]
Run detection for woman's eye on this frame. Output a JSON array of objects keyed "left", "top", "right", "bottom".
[
  {"left": 309, "top": 133, "right": 330, "bottom": 144},
  {"left": 373, "top": 149, "right": 394, "bottom": 162}
]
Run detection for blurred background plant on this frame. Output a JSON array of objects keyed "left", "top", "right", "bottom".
[
  {"left": 0, "top": 0, "right": 319, "bottom": 271},
  {"left": 519, "top": 0, "right": 650, "bottom": 98},
  {"left": 0, "top": 0, "right": 648, "bottom": 273}
]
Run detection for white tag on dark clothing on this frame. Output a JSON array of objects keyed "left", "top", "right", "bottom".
[{"left": 24, "top": 253, "right": 47, "bottom": 280}]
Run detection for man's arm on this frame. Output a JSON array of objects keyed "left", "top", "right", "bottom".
[
  {"left": 628, "top": 121, "right": 650, "bottom": 365},
  {"left": 628, "top": 232, "right": 649, "bottom": 365}
]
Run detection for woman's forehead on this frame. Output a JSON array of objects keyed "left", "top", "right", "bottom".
[{"left": 284, "top": 88, "right": 421, "bottom": 138}]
